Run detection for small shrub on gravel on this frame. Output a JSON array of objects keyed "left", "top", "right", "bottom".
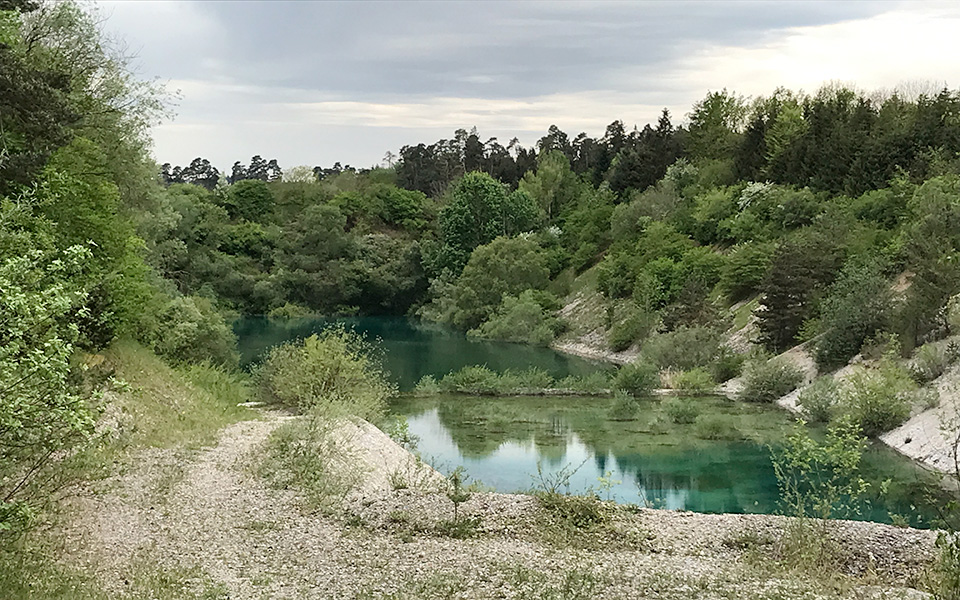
[
  {"left": 662, "top": 397, "right": 700, "bottom": 425},
  {"left": 538, "top": 492, "right": 607, "bottom": 530},
  {"left": 738, "top": 359, "right": 804, "bottom": 403},
  {"left": 256, "top": 328, "right": 393, "bottom": 420},
  {"left": 837, "top": 361, "right": 914, "bottom": 437},
  {"left": 911, "top": 342, "right": 955, "bottom": 384},
  {"left": 797, "top": 376, "right": 839, "bottom": 424}
]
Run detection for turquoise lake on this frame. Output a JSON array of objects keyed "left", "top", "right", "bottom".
[{"left": 235, "top": 316, "right": 948, "bottom": 527}]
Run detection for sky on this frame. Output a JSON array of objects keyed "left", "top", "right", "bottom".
[{"left": 97, "top": 0, "right": 960, "bottom": 172}]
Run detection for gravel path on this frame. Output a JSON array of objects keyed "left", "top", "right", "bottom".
[{"left": 63, "top": 411, "right": 938, "bottom": 599}]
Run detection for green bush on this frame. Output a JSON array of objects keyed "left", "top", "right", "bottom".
[
  {"left": 837, "top": 361, "right": 914, "bottom": 437},
  {"left": 711, "top": 347, "right": 745, "bottom": 383},
  {"left": 911, "top": 342, "right": 955, "bottom": 384},
  {"left": 538, "top": 492, "right": 607, "bottom": 530},
  {"left": 694, "top": 414, "right": 739, "bottom": 440},
  {"left": 437, "top": 365, "right": 502, "bottom": 395},
  {"left": 641, "top": 326, "right": 722, "bottom": 371},
  {"left": 738, "top": 359, "right": 804, "bottom": 403},
  {"left": 662, "top": 397, "right": 700, "bottom": 424},
  {"left": 608, "top": 390, "right": 641, "bottom": 421},
  {"left": 147, "top": 295, "right": 239, "bottom": 367},
  {"left": 256, "top": 328, "right": 393, "bottom": 420},
  {"left": 671, "top": 368, "right": 715, "bottom": 393},
  {"left": 556, "top": 371, "right": 613, "bottom": 394},
  {"left": 813, "top": 259, "right": 892, "bottom": 371},
  {"left": 608, "top": 306, "right": 657, "bottom": 352},
  {"left": 614, "top": 362, "right": 659, "bottom": 397},
  {"left": 720, "top": 242, "right": 774, "bottom": 302},
  {"left": 797, "top": 376, "right": 838, "bottom": 424},
  {"left": 470, "top": 289, "right": 560, "bottom": 346}
]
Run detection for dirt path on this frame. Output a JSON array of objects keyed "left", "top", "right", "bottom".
[{"left": 62, "top": 412, "right": 937, "bottom": 599}]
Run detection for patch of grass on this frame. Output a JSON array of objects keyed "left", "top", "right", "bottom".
[
  {"left": 104, "top": 340, "right": 254, "bottom": 450},
  {"left": 509, "top": 564, "right": 607, "bottom": 600},
  {"left": 257, "top": 416, "right": 365, "bottom": 508}
]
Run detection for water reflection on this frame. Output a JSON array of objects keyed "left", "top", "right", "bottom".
[{"left": 395, "top": 396, "right": 947, "bottom": 526}]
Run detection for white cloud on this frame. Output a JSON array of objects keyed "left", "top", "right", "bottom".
[{"left": 676, "top": 5, "right": 960, "bottom": 97}]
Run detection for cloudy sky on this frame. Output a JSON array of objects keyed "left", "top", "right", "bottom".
[{"left": 98, "top": 0, "right": 960, "bottom": 171}]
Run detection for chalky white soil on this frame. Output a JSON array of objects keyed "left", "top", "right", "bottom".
[{"left": 61, "top": 411, "right": 937, "bottom": 599}]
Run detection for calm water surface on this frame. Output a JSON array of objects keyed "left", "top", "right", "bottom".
[{"left": 234, "top": 316, "right": 604, "bottom": 390}]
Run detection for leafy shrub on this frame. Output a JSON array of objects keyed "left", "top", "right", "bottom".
[
  {"left": 614, "top": 362, "right": 659, "bottom": 397},
  {"left": 814, "top": 259, "right": 892, "bottom": 371},
  {"left": 556, "top": 371, "right": 613, "bottom": 394},
  {"left": 738, "top": 359, "right": 804, "bottom": 403},
  {"left": 641, "top": 326, "right": 722, "bottom": 371},
  {"left": 256, "top": 328, "right": 393, "bottom": 420},
  {"left": 608, "top": 306, "right": 657, "bottom": 352},
  {"left": 837, "top": 361, "right": 914, "bottom": 437},
  {"left": 711, "top": 346, "right": 745, "bottom": 383},
  {"left": 148, "top": 295, "right": 239, "bottom": 367},
  {"left": 720, "top": 241, "right": 774, "bottom": 302},
  {"left": 538, "top": 492, "right": 607, "bottom": 530},
  {"left": 471, "top": 289, "right": 560, "bottom": 346},
  {"left": 671, "top": 368, "right": 715, "bottom": 394},
  {"left": 930, "top": 533, "right": 960, "bottom": 600},
  {"left": 772, "top": 419, "right": 867, "bottom": 569},
  {"left": 911, "top": 342, "right": 955, "bottom": 384},
  {"left": 258, "top": 417, "right": 360, "bottom": 507},
  {"left": 413, "top": 375, "right": 441, "bottom": 395},
  {"left": 608, "top": 390, "right": 641, "bottom": 421},
  {"left": 695, "top": 414, "right": 738, "bottom": 440},
  {"left": 437, "top": 365, "right": 502, "bottom": 395},
  {"left": 662, "top": 397, "right": 699, "bottom": 424},
  {"left": 797, "top": 376, "right": 838, "bottom": 424}
]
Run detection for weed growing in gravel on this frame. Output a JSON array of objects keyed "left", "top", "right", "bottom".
[
  {"left": 257, "top": 417, "right": 364, "bottom": 508},
  {"left": 509, "top": 565, "right": 606, "bottom": 600}
]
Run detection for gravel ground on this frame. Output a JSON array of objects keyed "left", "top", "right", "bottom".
[{"left": 58, "top": 410, "right": 940, "bottom": 599}]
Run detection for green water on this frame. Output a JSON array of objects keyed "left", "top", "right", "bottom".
[
  {"left": 234, "top": 316, "right": 606, "bottom": 390},
  {"left": 392, "top": 394, "right": 947, "bottom": 526},
  {"left": 235, "top": 316, "right": 949, "bottom": 526}
]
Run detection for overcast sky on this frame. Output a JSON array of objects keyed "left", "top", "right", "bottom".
[{"left": 98, "top": 0, "right": 960, "bottom": 172}]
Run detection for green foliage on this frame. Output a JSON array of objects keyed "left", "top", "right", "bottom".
[
  {"left": 796, "top": 376, "right": 838, "bottom": 424},
  {"left": 256, "top": 328, "right": 394, "bottom": 420},
  {"left": 607, "top": 390, "right": 641, "bottom": 421},
  {"left": 930, "top": 533, "right": 960, "bottom": 600},
  {"left": 662, "top": 397, "right": 700, "bottom": 424},
  {"left": 710, "top": 347, "right": 745, "bottom": 383},
  {"left": 144, "top": 296, "right": 239, "bottom": 367},
  {"left": 836, "top": 360, "right": 915, "bottom": 437},
  {"left": 813, "top": 258, "right": 892, "bottom": 370},
  {"left": 671, "top": 368, "right": 715, "bottom": 394},
  {"left": 738, "top": 358, "right": 804, "bottom": 403},
  {"left": 771, "top": 419, "right": 867, "bottom": 568},
  {"left": 641, "top": 326, "right": 723, "bottom": 371},
  {"left": 437, "top": 172, "right": 539, "bottom": 273},
  {"left": 447, "top": 236, "right": 550, "bottom": 330},
  {"left": 471, "top": 289, "right": 560, "bottom": 346},
  {"left": 720, "top": 241, "right": 774, "bottom": 302},
  {"left": 607, "top": 305, "right": 656, "bottom": 352},
  {"left": 258, "top": 416, "right": 360, "bottom": 507},
  {"left": 537, "top": 491, "right": 607, "bottom": 530},
  {"left": 0, "top": 241, "right": 94, "bottom": 534},
  {"left": 911, "top": 342, "right": 957, "bottom": 384},
  {"left": 223, "top": 179, "right": 274, "bottom": 222},
  {"left": 614, "top": 362, "right": 659, "bottom": 397}
]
